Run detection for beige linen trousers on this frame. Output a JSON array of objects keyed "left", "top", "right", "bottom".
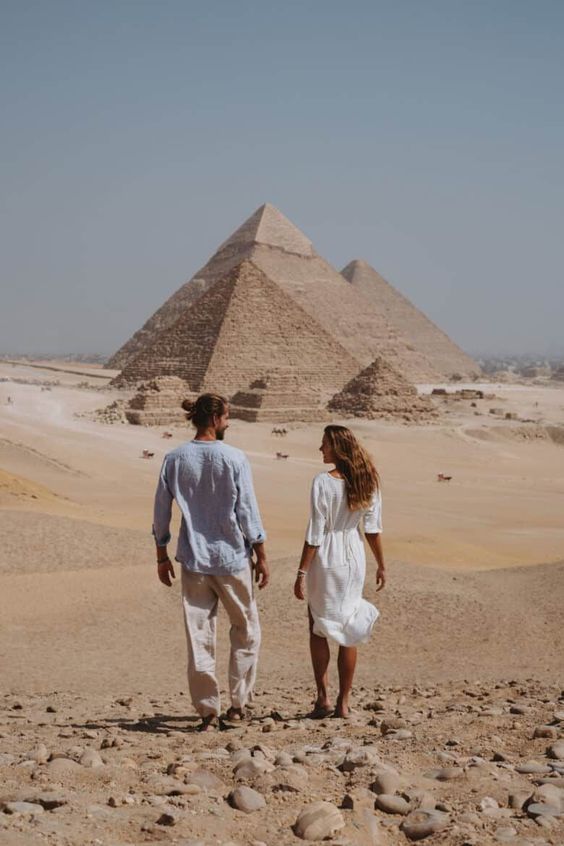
[{"left": 181, "top": 563, "right": 261, "bottom": 717}]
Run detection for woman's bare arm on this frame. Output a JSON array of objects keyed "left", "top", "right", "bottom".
[
  {"left": 294, "top": 541, "right": 318, "bottom": 600},
  {"left": 365, "top": 533, "right": 386, "bottom": 590}
]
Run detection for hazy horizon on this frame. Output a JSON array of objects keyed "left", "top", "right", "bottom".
[
  {"left": 3, "top": 343, "right": 564, "bottom": 362},
  {"left": 2, "top": 2, "right": 563, "bottom": 358}
]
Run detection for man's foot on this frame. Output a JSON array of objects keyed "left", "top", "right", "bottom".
[
  {"left": 197, "top": 714, "right": 218, "bottom": 732},
  {"left": 225, "top": 706, "right": 245, "bottom": 722}
]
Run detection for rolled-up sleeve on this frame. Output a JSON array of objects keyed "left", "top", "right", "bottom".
[
  {"left": 305, "top": 477, "right": 326, "bottom": 546},
  {"left": 234, "top": 457, "right": 266, "bottom": 545},
  {"left": 152, "top": 458, "right": 173, "bottom": 545},
  {"left": 363, "top": 488, "right": 383, "bottom": 533}
]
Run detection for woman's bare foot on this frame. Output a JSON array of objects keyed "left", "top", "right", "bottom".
[
  {"left": 306, "top": 700, "right": 333, "bottom": 719},
  {"left": 333, "top": 699, "right": 351, "bottom": 719}
]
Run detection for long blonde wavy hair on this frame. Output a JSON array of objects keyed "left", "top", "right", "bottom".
[{"left": 324, "top": 425, "right": 380, "bottom": 510}]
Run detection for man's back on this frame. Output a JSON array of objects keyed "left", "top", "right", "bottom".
[{"left": 153, "top": 440, "right": 265, "bottom": 574}]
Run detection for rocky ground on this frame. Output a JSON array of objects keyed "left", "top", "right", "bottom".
[{"left": 1, "top": 682, "right": 563, "bottom": 846}]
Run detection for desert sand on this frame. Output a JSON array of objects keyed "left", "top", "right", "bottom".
[{"left": 1, "top": 360, "right": 563, "bottom": 845}]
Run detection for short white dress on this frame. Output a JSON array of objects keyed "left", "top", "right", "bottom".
[{"left": 305, "top": 472, "right": 382, "bottom": 646}]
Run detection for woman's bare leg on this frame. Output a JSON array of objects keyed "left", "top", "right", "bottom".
[
  {"left": 335, "top": 646, "right": 357, "bottom": 717},
  {"left": 308, "top": 609, "right": 331, "bottom": 711}
]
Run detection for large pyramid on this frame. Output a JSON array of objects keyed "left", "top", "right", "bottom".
[
  {"left": 341, "top": 259, "right": 480, "bottom": 380},
  {"left": 328, "top": 357, "right": 438, "bottom": 422},
  {"left": 108, "top": 204, "right": 440, "bottom": 381},
  {"left": 114, "top": 260, "right": 361, "bottom": 404}
]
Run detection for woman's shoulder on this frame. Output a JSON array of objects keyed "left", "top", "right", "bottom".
[
  {"left": 365, "top": 486, "right": 382, "bottom": 510},
  {"left": 312, "top": 471, "right": 347, "bottom": 493},
  {"left": 312, "top": 471, "right": 336, "bottom": 489}
]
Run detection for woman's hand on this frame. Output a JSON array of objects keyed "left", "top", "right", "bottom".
[
  {"left": 376, "top": 565, "right": 386, "bottom": 591},
  {"left": 294, "top": 573, "right": 306, "bottom": 600}
]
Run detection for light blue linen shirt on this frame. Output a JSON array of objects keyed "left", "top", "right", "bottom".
[{"left": 152, "top": 440, "right": 266, "bottom": 575}]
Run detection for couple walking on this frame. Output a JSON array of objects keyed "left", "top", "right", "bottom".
[{"left": 153, "top": 393, "right": 386, "bottom": 731}]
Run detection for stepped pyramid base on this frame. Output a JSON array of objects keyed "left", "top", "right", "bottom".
[
  {"left": 125, "top": 377, "right": 195, "bottom": 427},
  {"left": 230, "top": 404, "right": 329, "bottom": 423},
  {"left": 230, "top": 374, "right": 329, "bottom": 423},
  {"left": 126, "top": 409, "right": 189, "bottom": 426}
]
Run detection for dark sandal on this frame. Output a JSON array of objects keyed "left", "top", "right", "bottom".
[
  {"left": 197, "top": 714, "right": 218, "bottom": 732},
  {"left": 225, "top": 706, "right": 245, "bottom": 722},
  {"left": 306, "top": 704, "right": 333, "bottom": 720}
]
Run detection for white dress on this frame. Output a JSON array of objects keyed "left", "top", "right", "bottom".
[{"left": 305, "top": 472, "right": 382, "bottom": 646}]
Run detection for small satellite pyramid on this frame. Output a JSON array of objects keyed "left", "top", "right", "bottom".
[
  {"left": 342, "top": 260, "right": 480, "bottom": 380},
  {"left": 328, "top": 357, "right": 438, "bottom": 421}
]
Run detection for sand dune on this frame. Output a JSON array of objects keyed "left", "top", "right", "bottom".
[{"left": 0, "top": 469, "right": 64, "bottom": 508}]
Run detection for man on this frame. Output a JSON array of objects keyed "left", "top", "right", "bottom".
[{"left": 152, "top": 392, "right": 269, "bottom": 731}]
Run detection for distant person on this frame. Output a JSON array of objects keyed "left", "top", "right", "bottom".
[
  {"left": 153, "top": 393, "right": 269, "bottom": 731},
  {"left": 294, "top": 425, "right": 385, "bottom": 719}
]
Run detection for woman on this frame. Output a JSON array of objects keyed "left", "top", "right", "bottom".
[{"left": 294, "top": 425, "right": 385, "bottom": 719}]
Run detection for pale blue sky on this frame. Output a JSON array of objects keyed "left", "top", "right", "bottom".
[{"left": 1, "top": 1, "right": 563, "bottom": 356}]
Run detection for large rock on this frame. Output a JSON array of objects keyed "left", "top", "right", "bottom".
[
  {"left": 2, "top": 801, "right": 44, "bottom": 815},
  {"left": 80, "top": 749, "right": 104, "bottom": 768},
  {"left": 401, "top": 810, "right": 448, "bottom": 840},
  {"left": 229, "top": 786, "right": 266, "bottom": 813},
  {"left": 371, "top": 771, "right": 401, "bottom": 795},
  {"left": 234, "top": 758, "right": 274, "bottom": 780},
  {"left": 515, "top": 761, "right": 551, "bottom": 774},
  {"left": 340, "top": 747, "right": 380, "bottom": 772},
  {"left": 547, "top": 740, "right": 564, "bottom": 760},
  {"left": 294, "top": 801, "right": 345, "bottom": 840},
  {"left": 374, "top": 794, "right": 410, "bottom": 815},
  {"left": 526, "top": 802, "right": 562, "bottom": 819},
  {"left": 185, "top": 768, "right": 226, "bottom": 792}
]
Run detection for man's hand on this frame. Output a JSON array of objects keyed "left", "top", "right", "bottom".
[
  {"left": 376, "top": 565, "right": 386, "bottom": 591},
  {"left": 253, "top": 557, "right": 269, "bottom": 589},
  {"left": 158, "top": 559, "right": 176, "bottom": 587},
  {"left": 294, "top": 574, "right": 305, "bottom": 600}
]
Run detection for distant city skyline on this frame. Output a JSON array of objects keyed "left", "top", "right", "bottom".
[{"left": 1, "top": 1, "right": 563, "bottom": 357}]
